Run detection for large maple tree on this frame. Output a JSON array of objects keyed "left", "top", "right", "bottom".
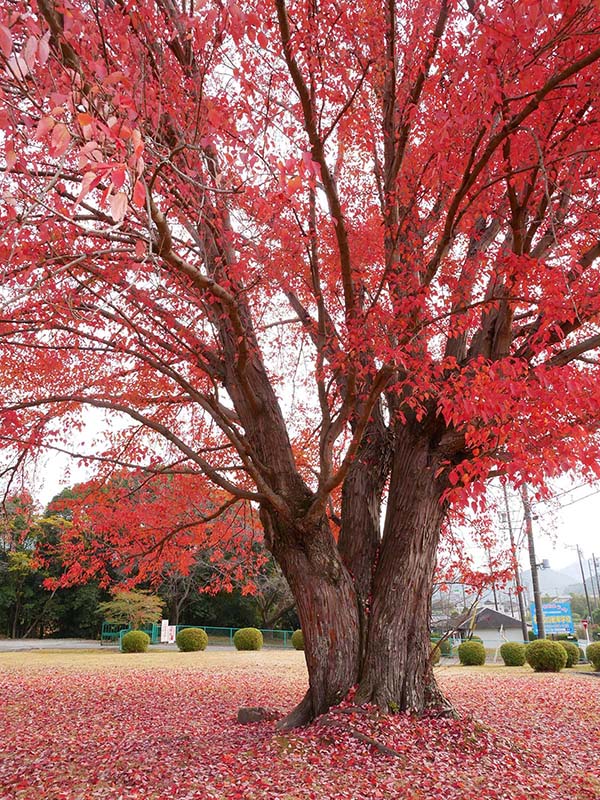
[{"left": 2, "top": 0, "right": 600, "bottom": 726}]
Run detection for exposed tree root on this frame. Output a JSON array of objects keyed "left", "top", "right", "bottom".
[
  {"left": 316, "top": 712, "right": 406, "bottom": 759},
  {"left": 275, "top": 690, "right": 315, "bottom": 730},
  {"left": 424, "top": 684, "right": 458, "bottom": 719}
]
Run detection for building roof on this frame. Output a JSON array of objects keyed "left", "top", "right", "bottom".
[
  {"left": 458, "top": 607, "right": 523, "bottom": 630},
  {"left": 433, "top": 607, "right": 523, "bottom": 631}
]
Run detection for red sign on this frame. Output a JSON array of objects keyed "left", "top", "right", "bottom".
[{"left": 582, "top": 619, "right": 588, "bottom": 630}]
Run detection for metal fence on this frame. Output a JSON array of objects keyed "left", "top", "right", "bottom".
[{"left": 103, "top": 622, "right": 296, "bottom": 651}]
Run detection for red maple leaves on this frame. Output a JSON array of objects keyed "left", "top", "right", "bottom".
[
  {"left": 1, "top": 665, "right": 598, "bottom": 799},
  {"left": 39, "top": 472, "right": 266, "bottom": 592}
]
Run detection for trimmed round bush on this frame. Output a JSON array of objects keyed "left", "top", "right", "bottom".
[
  {"left": 587, "top": 642, "right": 600, "bottom": 670},
  {"left": 431, "top": 637, "right": 452, "bottom": 656},
  {"left": 500, "top": 641, "right": 527, "bottom": 667},
  {"left": 458, "top": 640, "right": 486, "bottom": 666},
  {"left": 121, "top": 630, "right": 150, "bottom": 653},
  {"left": 439, "top": 638, "right": 453, "bottom": 656},
  {"left": 176, "top": 627, "right": 208, "bottom": 652},
  {"left": 559, "top": 641, "right": 580, "bottom": 668},
  {"left": 526, "top": 639, "right": 567, "bottom": 672},
  {"left": 291, "top": 629, "right": 304, "bottom": 650},
  {"left": 233, "top": 627, "right": 263, "bottom": 651}
]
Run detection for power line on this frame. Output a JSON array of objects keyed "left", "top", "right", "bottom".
[{"left": 552, "top": 487, "right": 600, "bottom": 510}]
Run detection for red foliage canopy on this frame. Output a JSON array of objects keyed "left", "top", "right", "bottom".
[
  {"left": 1, "top": 0, "right": 600, "bottom": 720},
  {"left": 1, "top": 1, "right": 598, "bottom": 503}
]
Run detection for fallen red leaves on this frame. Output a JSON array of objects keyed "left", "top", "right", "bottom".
[{"left": 1, "top": 668, "right": 598, "bottom": 799}]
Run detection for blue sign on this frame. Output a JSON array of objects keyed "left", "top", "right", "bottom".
[{"left": 530, "top": 601, "right": 575, "bottom": 635}]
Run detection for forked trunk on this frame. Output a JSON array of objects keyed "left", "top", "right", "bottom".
[
  {"left": 261, "top": 509, "right": 361, "bottom": 729},
  {"left": 262, "top": 430, "right": 452, "bottom": 726},
  {"left": 356, "top": 432, "right": 452, "bottom": 714},
  {"left": 338, "top": 408, "right": 391, "bottom": 666},
  {"left": 355, "top": 525, "right": 449, "bottom": 712}
]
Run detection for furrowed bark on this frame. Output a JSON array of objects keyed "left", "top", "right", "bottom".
[
  {"left": 261, "top": 507, "right": 361, "bottom": 729},
  {"left": 338, "top": 406, "right": 391, "bottom": 667},
  {"left": 356, "top": 429, "right": 452, "bottom": 714}
]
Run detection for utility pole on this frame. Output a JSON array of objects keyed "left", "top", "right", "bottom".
[
  {"left": 521, "top": 484, "right": 545, "bottom": 639},
  {"left": 503, "top": 484, "right": 529, "bottom": 642},
  {"left": 486, "top": 545, "right": 499, "bottom": 611},
  {"left": 508, "top": 587, "right": 515, "bottom": 617},
  {"left": 593, "top": 554, "right": 600, "bottom": 609},
  {"left": 588, "top": 560, "right": 598, "bottom": 608},
  {"left": 577, "top": 545, "right": 593, "bottom": 620}
]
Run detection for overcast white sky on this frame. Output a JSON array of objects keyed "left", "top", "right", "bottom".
[{"left": 532, "top": 483, "right": 600, "bottom": 571}]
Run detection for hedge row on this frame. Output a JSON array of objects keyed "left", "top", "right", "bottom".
[
  {"left": 455, "top": 638, "right": 594, "bottom": 671},
  {"left": 122, "top": 630, "right": 600, "bottom": 672}
]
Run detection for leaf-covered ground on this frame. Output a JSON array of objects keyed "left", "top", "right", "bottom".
[{"left": 1, "top": 653, "right": 598, "bottom": 800}]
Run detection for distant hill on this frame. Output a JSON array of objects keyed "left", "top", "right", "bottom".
[{"left": 522, "top": 562, "right": 584, "bottom": 596}]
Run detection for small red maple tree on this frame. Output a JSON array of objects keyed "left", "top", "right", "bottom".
[
  {"left": 1, "top": 0, "right": 600, "bottom": 726},
  {"left": 42, "top": 471, "right": 267, "bottom": 593}
]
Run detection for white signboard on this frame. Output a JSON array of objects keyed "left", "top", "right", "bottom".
[
  {"left": 167, "top": 625, "right": 177, "bottom": 644},
  {"left": 160, "top": 619, "right": 169, "bottom": 643}
]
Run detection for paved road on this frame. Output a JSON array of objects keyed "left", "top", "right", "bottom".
[
  {"left": 0, "top": 638, "right": 106, "bottom": 651},
  {"left": 0, "top": 638, "right": 243, "bottom": 652}
]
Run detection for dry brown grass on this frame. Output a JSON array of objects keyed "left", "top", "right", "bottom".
[
  {"left": 438, "top": 661, "right": 597, "bottom": 679},
  {"left": 0, "top": 647, "right": 308, "bottom": 675},
  {"left": 0, "top": 648, "right": 594, "bottom": 681}
]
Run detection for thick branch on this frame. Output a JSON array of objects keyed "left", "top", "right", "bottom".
[
  {"left": 543, "top": 332, "right": 600, "bottom": 368},
  {"left": 275, "top": 0, "right": 356, "bottom": 318}
]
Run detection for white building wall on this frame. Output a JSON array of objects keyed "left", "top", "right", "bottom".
[{"left": 476, "top": 627, "right": 526, "bottom": 648}]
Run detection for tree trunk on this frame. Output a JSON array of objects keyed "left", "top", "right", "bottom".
[
  {"left": 263, "top": 601, "right": 296, "bottom": 630},
  {"left": 356, "top": 431, "right": 452, "bottom": 714},
  {"left": 256, "top": 415, "right": 456, "bottom": 725},
  {"left": 338, "top": 407, "right": 391, "bottom": 669},
  {"left": 22, "top": 587, "right": 58, "bottom": 639},
  {"left": 12, "top": 599, "right": 20, "bottom": 639},
  {"left": 262, "top": 508, "right": 361, "bottom": 729}
]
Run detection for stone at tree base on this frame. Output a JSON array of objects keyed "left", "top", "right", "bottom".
[{"left": 237, "top": 706, "right": 281, "bottom": 724}]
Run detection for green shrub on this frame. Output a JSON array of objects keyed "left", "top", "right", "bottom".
[
  {"left": 439, "top": 638, "right": 453, "bottom": 656},
  {"left": 176, "top": 627, "right": 208, "bottom": 652},
  {"left": 291, "top": 629, "right": 304, "bottom": 650},
  {"left": 500, "top": 641, "right": 527, "bottom": 666},
  {"left": 526, "top": 639, "right": 567, "bottom": 672},
  {"left": 430, "top": 642, "right": 441, "bottom": 665},
  {"left": 458, "top": 640, "right": 486, "bottom": 666},
  {"left": 121, "top": 630, "right": 150, "bottom": 653},
  {"left": 527, "top": 630, "right": 537, "bottom": 641},
  {"left": 431, "top": 637, "right": 452, "bottom": 656},
  {"left": 587, "top": 642, "right": 600, "bottom": 670},
  {"left": 233, "top": 627, "right": 263, "bottom": 651},
  {"left": 559, "top": 641, "right": 580, "bottom": 668}
]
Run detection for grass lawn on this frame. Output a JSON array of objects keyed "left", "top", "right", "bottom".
[
  {"left": 0, "top": 647, "right": 307, "bottom": 673},
  {"left": 1, "top": 650, "right": 599, "bottom": 799}
]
